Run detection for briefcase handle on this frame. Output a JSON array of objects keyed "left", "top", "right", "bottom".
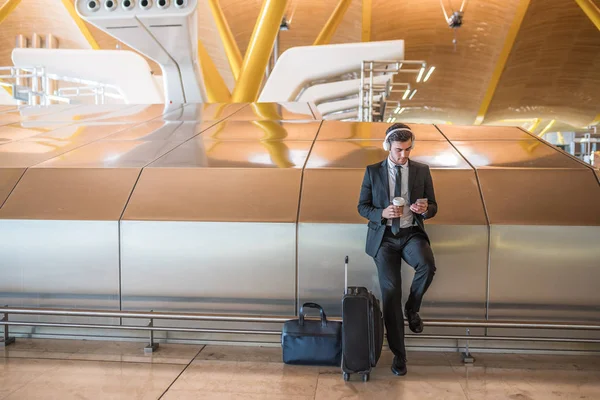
[{"left": 299, "top": 302, "right": 328, "bottom": 327}]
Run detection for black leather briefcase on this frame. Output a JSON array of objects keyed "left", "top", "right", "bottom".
[{"left": 281, "top": 302, "right": 342, "bottom": 366}]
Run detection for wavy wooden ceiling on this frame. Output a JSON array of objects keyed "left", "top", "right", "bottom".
[
  {"left": 484, "top": 0, "right": 600, "bottom": 128},
  {"left": 370, "top": 0, "right": 522, "bottom": 125},
  {"left": 0, "top": 0, "right": 598, "bottom": 127}
]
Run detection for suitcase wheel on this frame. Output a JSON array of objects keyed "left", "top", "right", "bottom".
[
  {"left": 343, "top": 372, "right": 350, "bottom": 381},
  {"left": 362, "top": 373, "right": 370, "bottom": 382}
]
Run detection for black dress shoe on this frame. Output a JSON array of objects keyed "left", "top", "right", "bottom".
[
  {"left": 406, "top": 309, "right": 424, "bottom": 333},
  {"left": 391, "top": 356, "right": 407, "bottom": 376}
]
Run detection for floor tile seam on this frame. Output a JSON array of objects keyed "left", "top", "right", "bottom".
[{"left": 158, "top": 345, "right": 207, "bottom": 399}]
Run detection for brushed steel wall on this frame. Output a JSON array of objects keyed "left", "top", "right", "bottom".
[
  {"left": 120, "top": 221, "right": 297, "bottom": 315},
  {"left": 0, "top": 107, "right": 599, "bottom": 346}
]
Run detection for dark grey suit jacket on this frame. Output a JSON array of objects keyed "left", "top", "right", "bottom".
[{"left": 357, "top": 158, "right": 438, "bottom": 258}]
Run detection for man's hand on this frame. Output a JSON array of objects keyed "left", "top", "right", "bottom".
[
  {"left": 410, "top": 202, "right": 428, "bottom": 215},
  {"left": 382, "top": 205, "right": 403, "bottom": 219}
]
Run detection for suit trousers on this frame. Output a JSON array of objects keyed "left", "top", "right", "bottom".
[{"left": 373, "top": 226, "right": 436, "bottom": 360}]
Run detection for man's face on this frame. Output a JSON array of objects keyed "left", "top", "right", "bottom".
[{"left": 389, "top": 139, "right": 413, "bottom": 165}]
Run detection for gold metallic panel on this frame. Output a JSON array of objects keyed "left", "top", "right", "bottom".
[
  {"left": 595, "top": 168, "right": 600, "bottom": 183},
  {"left": 148, "top": 139, "right": 313, "bottom": 169},
  {"left": 477, "top": 169, "right": 600, "bottom": 225},
  {"left": 0, "top": 168, "right": 141, "bottom": 220},
  {"left": 0, "top": 167, "right": 25, "bottom": 207},
  {"left": 298, "top": 168, "right": 485, "bottom": 225},
  {"left": 34, "top": 141, "right": 185, "bottom": 169},
  {"left": 103, "top": 121, "right": 187, "bottom": 141},
  {"left": 30, "top": 123, "right": 134, "bottom": 142},
  {"left": 122, "top": 168, "right": 301, "bottom": 222},
  {"left": 316, "top": 121, "right": 445, "bottom": 141},
  {"left": 437, "top": 124, "right": 534, "bottom": 141},
  {"left": 198, "top": 120, "right": 321, "bottom": 141},
  {"left": 0, "top": 123, "right": 65, "bottom": 144},
  {"left": 226, "top": 103, "right": 316, "bottom": 120},
  {"left": 305, "top": 140, "right": 472, "bottom": 169},
  {"left": 162, "top": 103, "right": 249, "bottom": 121},
  {"left": 0, "top": 138, "right": 89, "bottom": 168},
  {"left": 451, "top": 140, "right": 586, "bottom": 169}
]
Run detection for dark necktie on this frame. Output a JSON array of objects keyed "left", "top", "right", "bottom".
[{"left": 392, "top": 165, "right": 402, "bottom": 234}]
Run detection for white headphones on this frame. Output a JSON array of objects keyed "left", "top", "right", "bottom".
[{"left": 382, "top": 128, "right": 415, "bottom": 151}]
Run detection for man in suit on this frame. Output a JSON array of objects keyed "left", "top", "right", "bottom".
[{"left": 357, "top": 123, "right": 437, "bottom": 376}]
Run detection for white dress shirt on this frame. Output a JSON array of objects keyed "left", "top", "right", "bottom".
[{"left": 387, "top": 157, "right": 414, "bottom": 228}]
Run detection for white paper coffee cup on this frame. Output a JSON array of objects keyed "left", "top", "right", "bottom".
[{"left": 392, "top": 197, "right": 405, "bottom": 207}]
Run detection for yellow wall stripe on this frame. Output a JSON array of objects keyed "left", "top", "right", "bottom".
[{"left": 474, "top": 0, "right": 531, "bottom": 125}]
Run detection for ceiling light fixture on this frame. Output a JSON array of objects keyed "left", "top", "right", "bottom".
[
  {"left": 423, "top": 66, "right": 435, "bottom": 82},
  {"left": 402, "top": 89, "right": 410, "bottom": 100},
  {"left": 409, "top": 89, "right": 417, "bottom": 100},
  {"left": 416, "top": 66, "right": 425, "bottom": 82}
]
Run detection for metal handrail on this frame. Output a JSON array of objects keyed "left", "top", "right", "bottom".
[{"left": 2, "top": 306, "right": 600, "bottom": 330}]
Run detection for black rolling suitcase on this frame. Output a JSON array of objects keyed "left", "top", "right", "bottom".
[{"left": 341, "top": 256, "right": 384, "bottom": 382}]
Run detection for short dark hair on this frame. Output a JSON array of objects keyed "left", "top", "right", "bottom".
[{"left": 385, "top": 123, "right": 414, "bottom": 145}]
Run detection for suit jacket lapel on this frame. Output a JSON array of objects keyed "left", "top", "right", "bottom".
[
  {"left": 408, "top": 159, "right": 417, "bottom": 203},
  {"left": 379, "top": 158, "right": 389, "bottom": 201}
]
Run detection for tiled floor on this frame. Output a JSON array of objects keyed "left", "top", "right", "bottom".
[{"left": 1, "top": 339, "right": 599, "bottom": 399}]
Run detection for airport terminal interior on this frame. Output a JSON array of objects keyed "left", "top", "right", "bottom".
[{"left": 0, "top": 0, "right": 599, "bottom": 399}]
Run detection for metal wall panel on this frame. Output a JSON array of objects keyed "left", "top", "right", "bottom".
[
  {"left": 34, "top": 140, "right": 184, "bottom": 169},
  {"left": 297, "top": 223, "right": 489, "bottom": 320},
  {"left": 120, "top": 221, "right": 296, "bottom": 315},
  {"left": 437, "top": 124, "right": 533, "bottom": 140},
  {"left": 226, "top": 102, "right": 316, "bottom": 120},
  {"left": 451, "top": 140, "right": 586, "bottom": 169},
  {"left": 0, "top": 168, "right": 140, "bottom": 220},
  {"left": 198, "top": 120, "right": 322, "bottom": 141},
  {"left": 488, "top": 225, "right": 600, "bottom": 322},
  {"left": 305, "top": 140, "right": 472, "bottom": 169},
  {"left": 0, "top": 168, "right": 25, "bottom": 207},
  {"left": 0, "top": 219, "right": 120, "bottom": 310},
  {"left": 123, "top": 168, "right": 301, "bottom": 222},
  {"left": 162, "top": 103, "right": 248, "bottom": 121},
  {"left": 476, "top": 168, "right": 600, "bottom": 225},
  {"left": 0, "top": 123, "right": 70, "bottom": 144},
  {"left": 318, "top": 121, "right": 445, "bottom": 141}
]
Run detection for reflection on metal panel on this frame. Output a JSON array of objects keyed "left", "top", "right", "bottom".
[
  {"left": 299, "top": 169, "right": 486, "bottom": 225},
  {"left": 297, "top": 224, "right": 488, "bottom": 319},
  {"left": 103, "top": 121, "right": 186, "bottom": 141},
  {"left": 0, "top": 105, "right": 78, "bottom": 123},
  {"left": 476, "top": 169, "right": 600, "bottom": 225},
  {"left": 227, "top": 103, "right": 316, "bottom": 120},
  {"left": 488, "top": 225, "right": 600, "bottom": 322},
  {"left": 0, "top": 123, "right": 70, "bottom": 144},
  {"left": 305, "top": 140, "right": 472, "bottom": 169},
  {"left": 437, "top": 124, "right": 533, "bottom": 140},
  {"left": 0, "top": 168, "right": 25, "bottom": 207},
  {"left": 162, "top": 103, "right": 248, "bottom": 121},
  {"left": 0, "top": 139, "right": 90, "bottom": 168},
  {"left": 0, "top": 219, "right": 120, "bottom": 309},
  {"left": 199, "top": 120, "right": 321, "bottom": 141},
  {"left": 451, "top": 140, "right": 586, "bottom": 168},
  {"left": 0, "top": 168, "right": 140, "bottom": 220},
  {"left": 123, "top": 168, "right": 301, "bottom": 222},
  {"left": 147, "top": 139, "right": 313, "bottom": 169},
  {"left": 595, "top": 169, "right": 599, "bottom": 184},
  {"left": 317, "top": 121, "right": 445, "bottom": 141},
  {"left": 121, "top": 221, "right": 296, "bottom": 315},
  {"left": 34, "top": 140, "right": 184, "bottom": 168},
  {"left": 29, "top": 123, "right": 134, "bottom": 142}
]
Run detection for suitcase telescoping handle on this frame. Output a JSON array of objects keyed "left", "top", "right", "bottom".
[
  {"left": 299, "top": 302, "right": 328, "bottom": 327},
  {"left": 344, "top": 256, "right": 349, "bottom": 295}
]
